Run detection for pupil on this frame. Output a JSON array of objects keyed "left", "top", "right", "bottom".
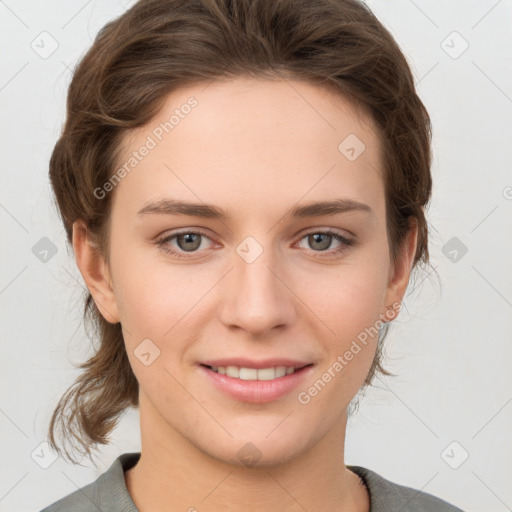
[
  {"left": 178, "top": 233, "right": 201, "bottom": 251},
  {"left": 310, "top": 233, "right": 330, "bottom": 251}
]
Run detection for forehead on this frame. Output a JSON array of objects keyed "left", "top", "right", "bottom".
[{"left": 112, "top": 77, "right": 385, "bottom": 219}]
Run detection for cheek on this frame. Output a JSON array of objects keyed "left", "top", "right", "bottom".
[
  {"left": 304, "top": 258, "right": 389, "bottom": 337},
  {"left": 294, "top": 266, "right": 387, "bottom": 410},
  {"left": 114, "top": 260, "right": 200, "bottom": 399},
  {"left": 111, "top": 246, "right": 205, "bottom": 335},
  {"left": 296, "top": 257, "right": 390, "bottom": 400}
]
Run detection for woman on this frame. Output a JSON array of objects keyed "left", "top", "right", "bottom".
[{"left": 41, "top": 0, "right": 465, "bottom": 510}]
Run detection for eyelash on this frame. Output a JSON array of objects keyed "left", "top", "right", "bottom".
[{"left": 155, "top": 229, "right": 354, "bottom": 260}]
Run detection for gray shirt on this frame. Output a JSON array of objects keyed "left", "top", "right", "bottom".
[{"left": 39, "top": 452, "right": 465, "bottom": 511}]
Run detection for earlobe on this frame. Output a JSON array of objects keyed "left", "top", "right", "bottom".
[{"left": 72, "top": 221, "right": 120, "bottom": 324}]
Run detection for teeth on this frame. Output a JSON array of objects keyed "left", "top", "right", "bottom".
[
  {"left": 258, "top": 367, "right": 277, "bottom": 380},
  {"left": 275, "top": 366, "right": 287, "bottom": 377},
  {"left": 239, "top": 367, "right": 258, "bottom": 380},
  {"left": 210, "top": 365, "right": 298, "bottom": 380},
  {"left": 226, "top": 365, "right": 240, "bottom": 378}
]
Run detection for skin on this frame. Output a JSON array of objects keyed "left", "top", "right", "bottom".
[{"left": 73, "top": 76, "right": 417, "bottom": 512}]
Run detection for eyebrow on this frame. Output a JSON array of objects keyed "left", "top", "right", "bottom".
[{"left": 137, "top": 198, "right": 373, "bottom": 219}]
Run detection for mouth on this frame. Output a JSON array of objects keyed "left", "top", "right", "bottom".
[
  {"left": 200, "top": 363, "right": 313, "bottom": 381},
  {"left": 198, "top": 362, "right": 315, "bottom": 403}
]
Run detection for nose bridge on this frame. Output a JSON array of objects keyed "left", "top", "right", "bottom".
[{"left": 219, "top": 234, "right": 293, "bottom": 335}]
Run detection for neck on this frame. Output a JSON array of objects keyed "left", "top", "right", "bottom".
[{"left": 125, "top": 396, "right": 369, "bottom": 512}]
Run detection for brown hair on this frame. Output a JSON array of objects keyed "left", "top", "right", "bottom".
[{"left": 47, "top": 0, "right": 432, "bottom": 464}]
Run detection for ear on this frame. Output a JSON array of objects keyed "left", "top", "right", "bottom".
[
  {"left": 72, "top": 220, "right": 120, "bottom": 324},
  {"left": 382, "top": 218, "right": 419, "bottom": 319}
]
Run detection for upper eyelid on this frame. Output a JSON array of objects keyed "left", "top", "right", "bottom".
[
  {"left": 299, "top": 227, "right": 353, "bottom": 238},
  {"left": 160, "top": 229, "right": 217, "bottom": 246}
]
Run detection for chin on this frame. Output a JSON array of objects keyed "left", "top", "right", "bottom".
[{"left": 197, "top": 424, "right": 314, "bottom": 469}]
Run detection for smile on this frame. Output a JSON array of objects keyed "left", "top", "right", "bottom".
[
  {"left": 199, "top": 363, "right": 314, "bottom": 403},
  {"left": 208, "top": 365, "right": 297, "bottom": 380}
]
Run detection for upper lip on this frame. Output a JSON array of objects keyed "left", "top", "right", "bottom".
[{"left": 200, "top": 358, "right": 313, "bottom": 369}]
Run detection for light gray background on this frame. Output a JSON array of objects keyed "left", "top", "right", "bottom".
[{"left": 1, "top": 1, "right": 511, "bottom": 511}]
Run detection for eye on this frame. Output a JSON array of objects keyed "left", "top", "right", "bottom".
[
  {"left": 156, "top": 228, "right": 354, "bottom": 260},
  {"left": 156, "top": 229, "right": 216, "bottom": 259},
  {"left": 296, "top": 230, "right": 354, "bottom": 257}
]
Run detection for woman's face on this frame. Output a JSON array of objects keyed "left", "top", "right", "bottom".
[{"left": 83, "top": 77, "right": 414, "bottom": 465}]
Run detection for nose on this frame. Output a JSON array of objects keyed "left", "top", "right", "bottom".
[{"left": 217, "top": 241, "right": 296, "bottom": 337}]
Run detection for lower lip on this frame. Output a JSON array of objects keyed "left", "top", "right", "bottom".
[{"left": 198, "top": 364, "right": 314, "bottom": 403}]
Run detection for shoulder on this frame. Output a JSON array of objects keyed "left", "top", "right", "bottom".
[
  {"left": 38, "top": 453, "right": 140, "bottom": 512},
  {"left": 348, "top": 465, "right": 466, "bottom": 512},
  {"left": 38, "top": 477, "right": 103, "bottom": 512}
]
